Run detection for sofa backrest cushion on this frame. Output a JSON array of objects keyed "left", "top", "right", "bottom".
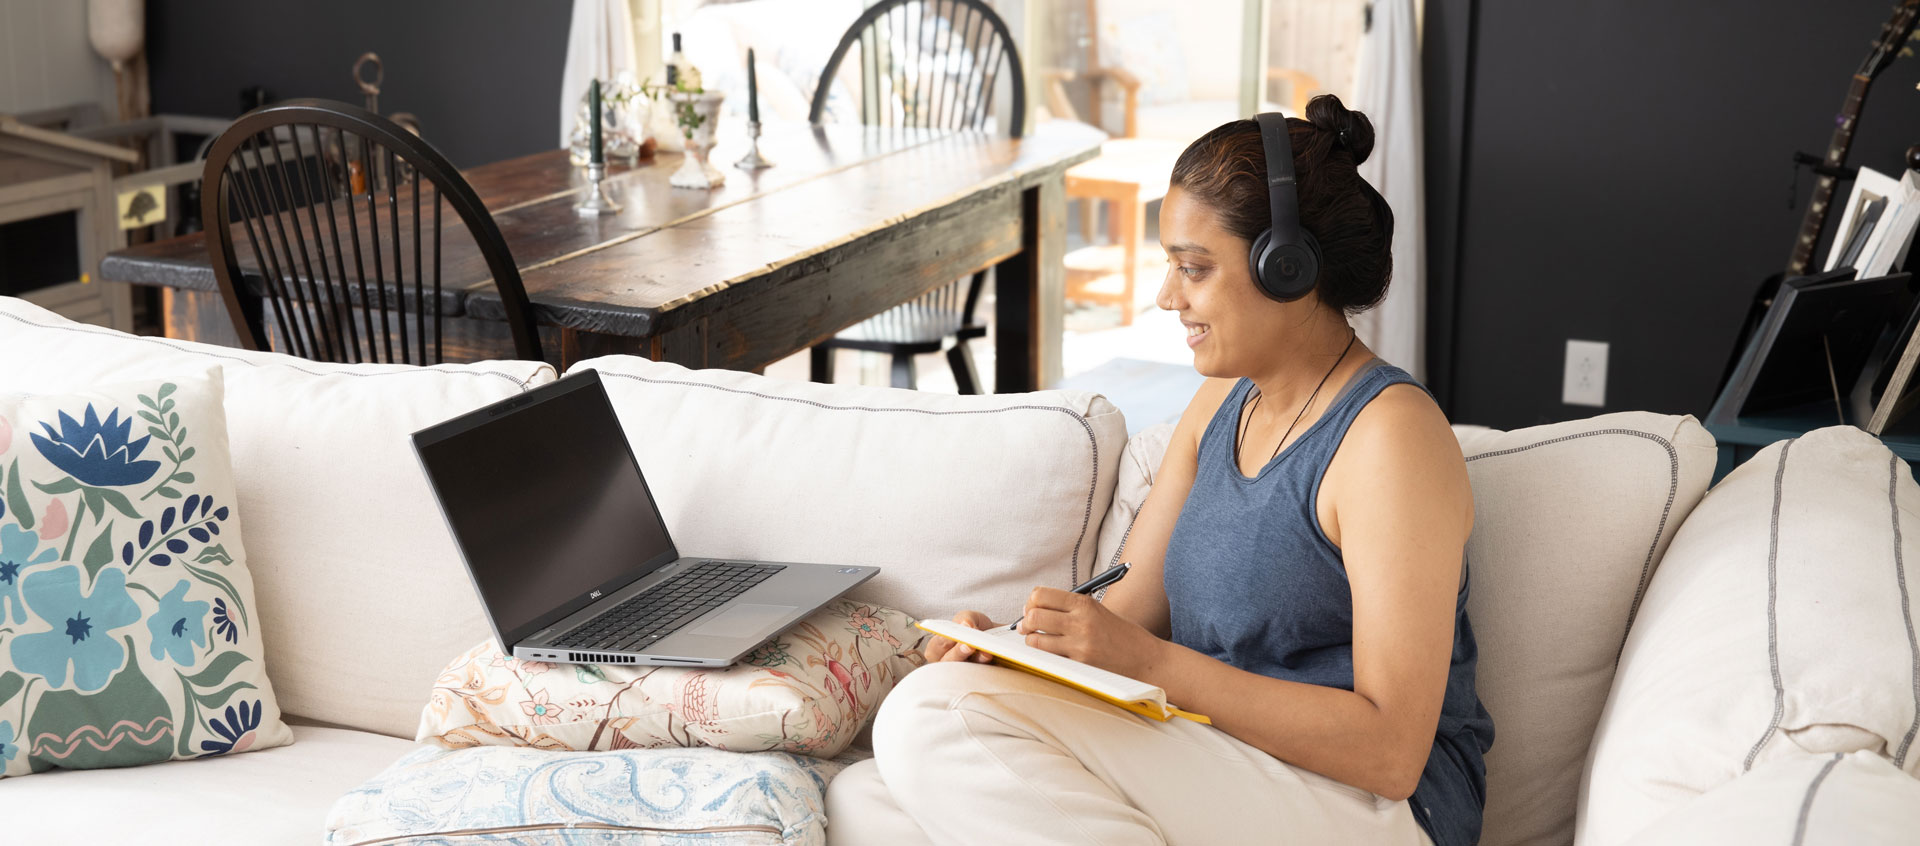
[
  {"left": 0, "top": 297, "right": 557, "bottom": 738},
  {"left": 1094, "top": 423, "right": 1173, "bottom": 573},
  {"left": 567, "top": 356, "right": 1127, "bottom": 621},
  {"left": 1621, "top": 750, "right": 1920, "bottom": 846},
  {"left": 1577, "top": 426, "right": 1920, "bottom": 846},
  {"left": 1093, "top": 411, "right": 1716, "bottom": 846},
  {"left": 1458, "top": 413, "right": 1716, "bottom": 846}
]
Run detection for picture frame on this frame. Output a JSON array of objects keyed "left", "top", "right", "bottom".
[{"left": 1709, "top": 270, "right": 1914, "bottom": 427}]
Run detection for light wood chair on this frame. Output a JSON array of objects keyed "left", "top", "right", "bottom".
[{"left": 1045, "top": 0, "right": 1320, "bottom": 324}]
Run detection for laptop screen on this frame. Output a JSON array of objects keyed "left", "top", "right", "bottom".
[{"left": 412, "top": 372, "right": 677, "bottom": 647}]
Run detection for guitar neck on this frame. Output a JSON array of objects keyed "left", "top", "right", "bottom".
[{"left": 1785, "top": 76, "right": 1868, "bottom": 276}]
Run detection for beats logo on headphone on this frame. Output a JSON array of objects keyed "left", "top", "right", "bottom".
[{"left": 1249, "top": 112, "right": 1322, "bottom": 303}]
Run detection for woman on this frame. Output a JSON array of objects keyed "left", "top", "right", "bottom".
[{"left": 826, "top": 95, "right": 1493, "bottom": 846}]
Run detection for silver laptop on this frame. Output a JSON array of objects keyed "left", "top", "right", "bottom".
[{"left": 411, "top": 370, "right": 878, "bottom": 668}]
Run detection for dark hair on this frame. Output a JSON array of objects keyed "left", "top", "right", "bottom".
[{"left": 1169, "top": 94, "right": 1393, "bottom": 315}]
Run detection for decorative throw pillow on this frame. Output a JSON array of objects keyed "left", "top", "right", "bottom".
[
  {"left": 326, "top": 744, "right": 854, "bottom": 846},
  {"left": 1578, "top": 426, "right": 1920, "bottom": 846},
  {"left": 418, "top": 598, "right": 924, "bottom": 758},
  {"left": 0, "top": 370, "right": 288, "bottom": 777}
]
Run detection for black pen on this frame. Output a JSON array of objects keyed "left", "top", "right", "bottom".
[{"left": 1008, "top": 562, "right": 1131, "bottom": 632}]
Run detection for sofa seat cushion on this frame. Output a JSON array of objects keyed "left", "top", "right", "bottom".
[
  {"left": 0, "top": 296, "right": 558, "bottom": 738},
  {"left": 1626, "top": 751, "right": 1920, "bottom": 845},
  {"left": 567, "top": 357, "right": 1127, "bottom": 621},
  {"left": 1093, "top": 412, "right": 1717, "bottom": 846},
  {"left": 327, "top": 744, "right": 855, "bottom": 846},
  {"left": 0, "top": 724, "right": 415, "bottom": 844},
  {"left": 1579, "top": 426, "right": 1920, "bottom": 846}
]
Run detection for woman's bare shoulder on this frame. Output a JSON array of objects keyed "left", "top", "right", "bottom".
[
  {"left": 1338, "top": 383, "right": 1473, "bottom": 528},
  {"left": 1345, "top": 384, "right": 1462, "bottom": 462}
]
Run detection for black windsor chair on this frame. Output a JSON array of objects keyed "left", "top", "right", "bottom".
[
  {"left": 806, "top": 0, "right": 1026, "bottom": 393},
  {"left": 200, "top": 99, "right": 543, "bottom": 364}
]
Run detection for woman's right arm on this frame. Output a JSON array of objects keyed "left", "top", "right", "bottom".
[{"left": 1090, "top": 377, "right": 1234, "bottom": 639}]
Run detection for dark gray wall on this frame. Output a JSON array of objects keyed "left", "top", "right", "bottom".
[
  {"left": 1424, "top": 0, "right": 1920, "bottom": 429},
  {"left": 147, "top": 0, "right": 571, "bottom": 169}
]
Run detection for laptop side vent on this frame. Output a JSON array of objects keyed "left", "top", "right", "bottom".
[{"left": 569, "top": 652, "right": 636, "bottom": 664}]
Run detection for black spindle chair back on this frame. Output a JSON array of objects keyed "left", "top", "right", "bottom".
[
  {"left": 200, "top": 99, "right": 543, "bottom": 365},
  {"left": 809, "top": 0, "right": 1026, "bottom": 137},
  {"left": 807, "top": 0, "right": 1023, "bottom": 393}
]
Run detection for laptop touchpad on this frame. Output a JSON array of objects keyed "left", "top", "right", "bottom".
[{"left": 690, "top": 604, "right": 797, "bottom": 639}]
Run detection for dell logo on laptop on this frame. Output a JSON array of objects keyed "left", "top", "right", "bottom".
[{"left": 589, "top": 590, "right": 603, "bottom": 599}]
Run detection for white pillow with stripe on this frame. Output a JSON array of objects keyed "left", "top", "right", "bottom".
[
  {"left": 1578, "top": 426, "right": 1920, "bottom": 846},
  {"left": 1625, "top": 751, "right": 1920, "bottom": 846},
  {"left": 567, "top": 357, "right": 1126, "bottom": 623},
  {"left": 1453, "top": 413, "right": 1717, "bottom": 846}
]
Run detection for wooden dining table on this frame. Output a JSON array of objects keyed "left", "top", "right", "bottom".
[{"left": 98, "top": 119, "right": 1106, "bottom": 392}]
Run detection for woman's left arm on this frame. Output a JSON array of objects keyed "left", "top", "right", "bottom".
[{"left": 1015, "top": 385, "right": 1472, "bottom": 801}]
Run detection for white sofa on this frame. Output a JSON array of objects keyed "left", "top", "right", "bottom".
[{"left": 1, "top": 293, "right": 1916, "bottom": 845}]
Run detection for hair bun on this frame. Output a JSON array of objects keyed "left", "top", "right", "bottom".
[{"left": 1303, "top": 94, "right": 1375, "bottom": 166}]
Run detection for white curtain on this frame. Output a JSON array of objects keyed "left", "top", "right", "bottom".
[
  {"left": 1350, "top": 0, "right": 1426, "bottom": 381},
  {"left": 560, "top": 0, "right": 639, "bottom": 148}
]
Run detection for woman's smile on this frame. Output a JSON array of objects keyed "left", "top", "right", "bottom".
[{"left": 1183, "top": 320, "right": 1211, "bottom": 348}]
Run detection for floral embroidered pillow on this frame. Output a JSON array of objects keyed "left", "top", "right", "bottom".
[
  {"left": 418, "top": 598, "right": 925, "bottom": 758},
  {"left": 0, "top": 370, "right": 288, "bottom": 777}
]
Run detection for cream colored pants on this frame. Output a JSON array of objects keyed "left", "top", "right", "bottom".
[{"left": 825, "top": 662, "right": 1434, "bottom": 846}]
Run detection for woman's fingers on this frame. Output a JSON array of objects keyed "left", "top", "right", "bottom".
[
  {"left": 925, "top": 610, "right": 996, "bottom": 663},
  {"left": 953, "top": 609, "right": 996, "bottom": 629},
  {"left": 1014, "top": 607, "right": 1072, "bottom": 636}
]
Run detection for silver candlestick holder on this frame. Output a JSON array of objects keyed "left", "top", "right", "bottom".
[
  {"left": 735, "top": 120, "right": 774, "bottom": 170},
  {"left": 575, "top": 162, "right": 623, "bottom": 216}
]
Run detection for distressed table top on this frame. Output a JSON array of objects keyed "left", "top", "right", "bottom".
[{"left": 101, "top": 120, "right": 1106, "bottom": 341}]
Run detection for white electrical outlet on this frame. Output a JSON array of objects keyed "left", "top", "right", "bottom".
[{"left": 1563, "top": 340, "right": 1609, "bottom": 407}]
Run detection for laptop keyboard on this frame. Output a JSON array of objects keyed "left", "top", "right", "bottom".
[{"left": 552, "top": 561, "right": 785, "bottom": 652}]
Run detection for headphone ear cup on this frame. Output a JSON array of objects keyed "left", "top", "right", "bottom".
[
  {"left": 1249, "top": 228, "right": 1276, "bottom": 296},
  {"left": 1249, "top": 228, "right": 1320, "bottom": 303}
]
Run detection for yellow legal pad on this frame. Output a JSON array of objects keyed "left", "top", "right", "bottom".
[{"left": 915, "top": 619, "right": 1212, "bottom": 724}]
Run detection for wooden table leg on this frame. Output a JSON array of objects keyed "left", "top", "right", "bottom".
[{"left": 995, "top": 177, "right": 1066, "bottom": 393}]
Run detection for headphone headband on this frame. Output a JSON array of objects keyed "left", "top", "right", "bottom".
[
  {"left": 1255, "top": 113, "right": 1301, "bottom": 242},
  {"left": 1249, "top": 112, "right": 1320, "bottom": 302}
]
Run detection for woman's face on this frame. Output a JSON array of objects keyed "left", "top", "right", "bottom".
[{"left": 1156, "top": 186, "right": 1295, "bottom": 378}]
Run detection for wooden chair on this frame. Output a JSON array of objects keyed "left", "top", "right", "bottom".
[
  {"left": 806, "top": 0, "right": 1025, "bottom": 393},
  {"left": 200, "top": 99, "right": 542, "bottom": 364}
]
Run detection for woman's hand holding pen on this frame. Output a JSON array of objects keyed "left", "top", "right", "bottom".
[
  {"left": 924, "top": 610, "right": 998, "bottom": 663},
  {"left": 1014, "top": 586, "right": 1164, "bottom": 681}
]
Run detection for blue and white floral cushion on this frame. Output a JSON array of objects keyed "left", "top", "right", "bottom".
[
  {"left": 0, "top": 369, "right": 288, "bottom": 778},
  {"left": 326, "top": 744, "right": 859, "bottom": 845}
]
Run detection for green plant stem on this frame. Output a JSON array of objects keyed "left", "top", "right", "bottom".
[
  {"left": 127, "top": 583, "right": 160, "bottom": 601},
  {"left": 138, "top": 449, "right": 184, "bottom": 502},
  {"left": 60, "top": 497, "right": 86, "bottom": 561}
]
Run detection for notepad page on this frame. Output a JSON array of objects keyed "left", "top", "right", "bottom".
[{"left": 918, "top": 619, "right": 1167, "bottom": 705}]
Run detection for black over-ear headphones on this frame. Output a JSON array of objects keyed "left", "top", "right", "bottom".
[{"left": 1249, "top": 112, "right": 1321, "bottom": 302}]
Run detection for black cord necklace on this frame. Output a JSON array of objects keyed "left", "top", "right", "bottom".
[{"left": 1236, "top": 329, "right": 1359, "bottom": 466}]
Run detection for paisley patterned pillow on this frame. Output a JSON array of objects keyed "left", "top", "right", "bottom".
[
  {"left": 418, "top": 598, "right": 925, "bottom": 758},
  {"left": 0, "top": 370, "right": 288, "bottom": 778},
  {"left": 327, "top": 744, "right": 856, "bottom": 846}
]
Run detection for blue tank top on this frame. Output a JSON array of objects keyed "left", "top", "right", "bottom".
[{"left": 1163, "top": 361, "right": 1494, "bottom": 846}]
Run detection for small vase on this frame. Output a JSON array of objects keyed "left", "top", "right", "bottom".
[{"left": 668, "top": 91, "right": 727, "bottom": 190}]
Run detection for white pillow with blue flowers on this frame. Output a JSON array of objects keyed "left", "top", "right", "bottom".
[{"left": 0, "top": 369, "right": 288, "bottom": 777}]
